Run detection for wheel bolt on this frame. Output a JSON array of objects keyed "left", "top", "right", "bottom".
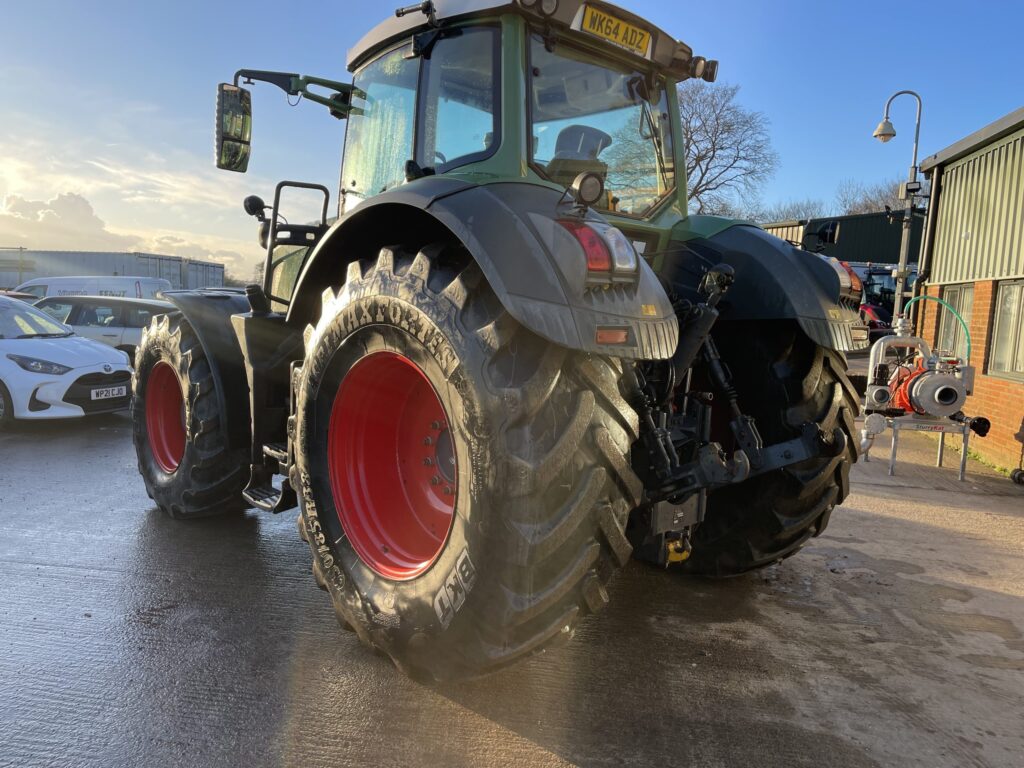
[
  {"left": 431, "top": 476, "right": 441, "bottom": 486},
  {"left": 444, "top": 486, "right": 453, "bottom": 495},
  {"left": 423, "top": 436, "right": 433, "bottom": 446},
  {"left": 423, "top": 457, "right": 433, "bottom": 466},
  {"left": 431, "top": 420, "right": 441, "bottom": 430}
]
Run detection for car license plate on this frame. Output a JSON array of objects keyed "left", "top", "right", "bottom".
[
  {"left": 91, "top": 385, "right": 127, "bottom": 401},
  {"left": 579, "top": 5, "right": 651, "bottom": 58}
]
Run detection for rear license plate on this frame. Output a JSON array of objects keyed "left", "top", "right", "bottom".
[
  {"left": 91, "top": 385, "right": 127, "bottom": 401},
  {"left": 579, "top": 5, "right": 651, "bottom": 58}
]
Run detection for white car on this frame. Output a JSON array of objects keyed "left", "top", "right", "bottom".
[
  {"left": 0, "top": 296, "right": 133, "bottom": 425},
  {"left": 34, "top": 295, "right": 175, "bottom": 364}
]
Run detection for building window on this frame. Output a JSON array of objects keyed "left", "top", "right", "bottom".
[
  {"left": 938, "top": 283, "right": 973, "bottom": 360},
  {"left": 990, "top": 280, "right": 1024, "bottom": 379}
]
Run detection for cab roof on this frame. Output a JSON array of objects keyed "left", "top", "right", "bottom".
[{"left": 348, "top": 0, "right": 703, "bottom": 80}]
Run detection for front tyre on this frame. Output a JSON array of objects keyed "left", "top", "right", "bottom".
[
  {"left": 683, "top": 321, "right": 859, "bottom": 576},
  {"left": 131, "top": 313, "right": 249, "bottom": 519},
  {"left": 294, "top": 244, "right": 642, "bottom": 681}
]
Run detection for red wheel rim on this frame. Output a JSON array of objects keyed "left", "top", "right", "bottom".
[
  {"left": 328, "top": 351, "right": 457, "bottom": 580},
  {"left": 146, "top": 361, "right": 186, "bottom": 473}
]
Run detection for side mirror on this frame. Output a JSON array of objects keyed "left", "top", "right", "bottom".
[
  {"left": 216, "top": 83, "right": 252, "bottom": 172},
  {"left": 815, "top": 220, "right": 841, "bottom": 246}
]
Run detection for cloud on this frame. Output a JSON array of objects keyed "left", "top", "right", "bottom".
[
  {"left": 0, "top": 192, "right": 255, "bottom": 276},
  {"left": 0, "top": 100, "right": 269, "bottom": 278},
  {"left": 0, "top": 192, "right": 140, "bottom": 251}
]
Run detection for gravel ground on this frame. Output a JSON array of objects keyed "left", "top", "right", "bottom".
[{"left": 1, "top": 412, "right": 1022, "bottom": 768}]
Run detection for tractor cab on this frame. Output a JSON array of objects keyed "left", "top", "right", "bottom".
[{"left": 215, "top": 0, "right": 718, "bottom": 310}]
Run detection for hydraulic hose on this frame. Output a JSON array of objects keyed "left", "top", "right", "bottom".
[{"left": 903, "top": 294, "right": 972, "bottom": 363}]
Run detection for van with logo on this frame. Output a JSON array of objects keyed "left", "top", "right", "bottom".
[{"left": 14, "top": 276, "right": 172, "bottom": 300}]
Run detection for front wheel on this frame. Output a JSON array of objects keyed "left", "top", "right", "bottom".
[
  {"left": 294, "top": 243, "right": 642, "bottom": 681},
  {"left": 131, "top": 313, "right": 249, "bottom": 519},
  {"left": 682, "top": 321, "right": 859, "bottom": 576}
]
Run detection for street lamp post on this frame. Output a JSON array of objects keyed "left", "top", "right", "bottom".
[{"left": 872, "top": 89, "right": 923, "bottom": 323}]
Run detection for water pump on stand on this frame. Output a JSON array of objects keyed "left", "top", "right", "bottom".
[{"left": 860, "top": 300, "right": 990, "bottom": 481}]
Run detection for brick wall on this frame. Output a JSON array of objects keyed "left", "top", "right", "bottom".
[{"left": 921, "top": 280, "right": 1024, "bottom": 471}]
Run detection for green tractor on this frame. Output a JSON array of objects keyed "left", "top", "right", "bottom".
[{"left": 131, "top": 0, "right": 863, "bottom": 680}]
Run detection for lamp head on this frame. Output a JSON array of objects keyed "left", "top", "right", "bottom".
[{"left": 873, "top": 118, "right": 896, "bottom": 143}]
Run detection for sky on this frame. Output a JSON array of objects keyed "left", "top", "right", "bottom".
[{"left": 1, "top": 0, "right": 1022, "bottom": 278}]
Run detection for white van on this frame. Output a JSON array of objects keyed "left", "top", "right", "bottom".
[{"left": 14, "top": 276, "right": 173, "bottom": 300}]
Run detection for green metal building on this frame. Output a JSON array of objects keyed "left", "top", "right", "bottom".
[
  {"left": 916, "top": 106, "right": 1024, "bottom": 471},
  {"left": 762, "top": 210, "right": 924, "bottom": 265}
]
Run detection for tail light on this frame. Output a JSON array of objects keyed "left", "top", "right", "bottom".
[
  {"left": 560, "top": 220, "right": 611, "bottom": 272},
  {"left": 559, "top": 220, "right": 638, "bottom": 281}
]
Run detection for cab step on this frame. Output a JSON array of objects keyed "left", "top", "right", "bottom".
[{"left": 243, "top": 477, "right": 297, "bottom": 513}]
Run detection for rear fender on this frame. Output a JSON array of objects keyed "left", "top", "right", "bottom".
[
  {"left": 665, "top": 224, "right": 868, "bottom": 352},
  {"left": 287, "top": 179, "right": 678, "bottom": 360}
]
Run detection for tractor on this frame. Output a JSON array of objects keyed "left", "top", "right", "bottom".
[{"left": 131, "top": 0, "right": 864, "bottom": 681}]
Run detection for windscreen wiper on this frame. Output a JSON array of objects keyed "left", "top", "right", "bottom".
[{"left": 639, "top": 100, "right": 671, "bottom": 191}]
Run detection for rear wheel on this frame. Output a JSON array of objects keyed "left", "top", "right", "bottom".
[
  {"left": 294, "top": 243, "right": 642, "bottom": 681},
  {"left": 682, "top": 321, "right": 859, "bottom": 576},
  {"left": 131, "top": 313, "right": 249, "bottom": 519}
]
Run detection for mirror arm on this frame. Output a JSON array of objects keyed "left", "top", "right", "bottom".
[
  {"left": 234, "top": 69, "right": 300, "bottom": 94},
  {"left": 233, "top": 70, "right": 361, "bottom": 120},
  {"left": 293, "top": 77, "right": 363, "bottom": 119}
]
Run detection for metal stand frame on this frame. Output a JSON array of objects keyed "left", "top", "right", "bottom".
[{"left": 883, "top": 416, "right": 971, "bottom": 481}]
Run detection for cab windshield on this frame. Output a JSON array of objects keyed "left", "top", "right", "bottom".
[
  {"left": 529, "top": 35, "right": 676, "bottom": 217},
  {"left": 0, "top": 297, "right": 72, "bottom": 339}
]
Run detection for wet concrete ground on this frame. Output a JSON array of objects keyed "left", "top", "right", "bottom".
[{"left": 1, "top": 413, "right": 1022, "bottom": 768}]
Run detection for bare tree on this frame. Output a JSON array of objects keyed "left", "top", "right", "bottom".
[
  {"left": 835, "top": 177, "right": 907, "bottom": 215},
  {"left": 222, "top": 271, "right": 250, "bottom": 288},
  {"left": 679, "top": 81, "right": 779, "bottom": 214},
  {"left": 753, "top": 197, "right": 832, "bottom": 224}
]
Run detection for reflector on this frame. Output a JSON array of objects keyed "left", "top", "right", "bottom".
[{"left": 596, "top": 328, "right": 629, "bottom": 345}]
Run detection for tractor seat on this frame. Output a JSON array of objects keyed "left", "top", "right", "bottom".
[
  {"left": 552, "top": 125, "right": 613, "bottom": 160},
  {"left": 544, "top": 124, "right": 613, "bottom": 192}
]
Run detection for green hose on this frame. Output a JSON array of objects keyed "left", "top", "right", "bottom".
[{"left": 903, "top": 294, "right": 972, "bottom": 362}]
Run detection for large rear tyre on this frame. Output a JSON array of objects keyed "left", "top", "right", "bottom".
[
  {"left": 294, "top": 243, "right": 642, "bottom": 681},
  {"left": 131, "top": 313, "right": 249, "bottom": 519},
  {"left": 682, "top": 321, "right": 859, "bottom": 576}
]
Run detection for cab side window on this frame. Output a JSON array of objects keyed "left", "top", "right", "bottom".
[{"left": 417, "top": 27, "right": 499, "bottom": 172}]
